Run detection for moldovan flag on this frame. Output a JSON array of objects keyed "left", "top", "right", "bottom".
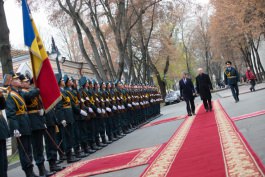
[{"left": 22, "top": 0, "right": 61, "bottom": 112}]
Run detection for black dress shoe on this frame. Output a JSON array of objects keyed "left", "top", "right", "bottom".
[
  {"left": 188, "top": 113, "right": 192, "bottom": 116},
  {"left": 192, "top": 112, "right": 196, "bottom": 115}
]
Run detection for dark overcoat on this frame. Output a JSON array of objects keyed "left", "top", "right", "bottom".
[{"left": 196, "top": 73, "right": 213, "bottom": 100}]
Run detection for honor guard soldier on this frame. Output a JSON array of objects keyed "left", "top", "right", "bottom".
[
  {"left": 20, "top": 75, "right": 55, "bottom": 176},
  {"left": 64, "top": 75, "right": 88, "bottom": 158},
  {"left": 44, "top": 107, "right": 65, "bottom": 172},
  {"left": 99, "top": 82, "right": 112, "bottom": 144},
  {"left": 54, "top": 74, "right": 80, "bottom": 164},
  {"left": 0, "top": 77, "right": 10, "bottom": 177},
  {"left": 6, "top": 72, "right": 40, "bottom": 177},
  {"left": 93, "top": 80, "right": 108, "bottom": 147},
  {"left": 104, "top": 82, "right": 116, "bottom": 142},
  {"left": 79, "top": 77, "right": 100, "bottom": 151}
]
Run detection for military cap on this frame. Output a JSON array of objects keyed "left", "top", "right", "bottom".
[
  {"left": 79, "top": 76, "right": 87, "bottom": 87},
  {"left": 63, "top": 75, "right": 71, "bottom": 84},
  {"left": 55, "top": 73, "right": 62, "bottom": 84},
  {"left": 87, "top": 78, "right": 92, "bottom": 84},
  {"left": 92, "top": 79, "right": 98, "bottom": 85},
  {"left": 225, "top": 61, "right": 232, "bottom": 65},
  {"left": 19, "top": 74, "right": 29, "bottom": 82},
  {"left": 10, "top": 71, "right": 19, "bottom": 79}
]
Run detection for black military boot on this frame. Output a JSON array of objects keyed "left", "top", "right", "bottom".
[
  {"left": 83, "top": 143, "right": 96, "bottom": 154},
  {"left": 49, "top": 160, "right": 65, "bottom": 172},
  {"left": 74, "top": 148, "right": 88, "bottom": 158},
  {"left": 90, "top": 142, "right": 102, "bottom": 150},
  {"left": 57, "top": 153, "right": 66, "bottom": 164},
  {"left": 38, "top": 163, "right": 55, "bottom": 177},
  {"left": 24, "top": 166, "right": 39, "bottom": 177},
  {"left": 96, "top": 140, "right": 107, "bottom": 147},
  {"left": 67, "top": 151, "right": 81, "bottom": 164},
  {"left": 102, "top": 136, "right": 112, "bottom": 144}
]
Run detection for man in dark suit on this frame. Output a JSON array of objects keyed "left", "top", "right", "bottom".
[
  {"left": 196, "top": 68, "right": 213, "bottom": 112},
  {"left": 179, "top": 72, "right": 196, "bottom": 116}
]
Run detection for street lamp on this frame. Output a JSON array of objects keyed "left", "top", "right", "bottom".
[{"left": 50, "top": 37, "right": 62, "bottom": 77}]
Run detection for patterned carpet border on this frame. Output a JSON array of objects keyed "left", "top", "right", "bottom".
[
  {"left": 215, "top": 100, "right": 265, "bottom": 176},
  {"left": 141, "top": 115, "right": 186, "bottom": 129},
  {"left": 52, "top": 145, "right": 163, "bottom": 177},
  {"left": 141, "top": 104, "right": 202, "bottom": 177},
  {"left": 231, "top": 109, "right": 265, "bottom": 121}
]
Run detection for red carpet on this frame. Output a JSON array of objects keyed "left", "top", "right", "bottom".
[
  {"left": 231, "top": 109, "right": 265, "bottom": 121},
  {"left": 141, "top": 115, "right": 186, "bottom": 129},
  {"left": 141, "top": 101, "right": 265, "bottom": 177},
  {"left": 53, "top": 145, "right": 163, "bottom": 177}
]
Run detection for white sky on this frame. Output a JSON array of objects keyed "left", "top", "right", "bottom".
[{"left": 4, "top": 0, "right": 209, "bottom": 51}]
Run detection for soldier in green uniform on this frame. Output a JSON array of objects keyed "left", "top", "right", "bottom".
[
  {"left": 93, "top": 81, "right": 107, "bottom": 147},
  {"left": 104, "top": 82, "right": 116, "bottom": 142},
  {"left": 64, "top": 75, "right": 88, "bottom": 158},
  {"left": 44, "top": 108, "right": 65, "bottom": 172},
  {"left": 6, "top": 72, "right": 40, "bottom": 177},
  {"left": 99, "top": 82, "right": 112, "bottom": 144},
  {"left": 54, "top": 74, "right": 80, "bottom": 164},
  {"left": 20, "top": 74, "right": 55, "bottom": 176},
  {"left": 109, "top": 82, "right": 122, "bottom": 139},
  {"left": 79, "top": 77, "right": 100, "bottom": 151},
  {"left": 0, "top": 86, "right": 10, "bottom": 177}
]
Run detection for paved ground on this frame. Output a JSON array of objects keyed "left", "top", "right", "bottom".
[{"left": 8, "top": 84, "right": 265, "bottom": 176}]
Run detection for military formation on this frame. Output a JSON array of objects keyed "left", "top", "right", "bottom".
[{"left": 0, "top": 71, "right": 162, "bottom": 177}]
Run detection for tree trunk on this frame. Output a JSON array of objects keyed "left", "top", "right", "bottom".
[
  {"left": 0, "top": 0, "right": 13, "bottom": 76},
  {"left": 72, "top": 19, "right": 102, "bottom": 81}
]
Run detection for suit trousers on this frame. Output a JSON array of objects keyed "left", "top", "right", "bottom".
[
  {"left": 185, "top": 98, "right": 195, "bottom": 114},
  {"left": 202, "top": 99, "right": 212, "bottom": 110}
]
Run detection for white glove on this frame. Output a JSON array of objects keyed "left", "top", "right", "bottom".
[
  {"left": 132, "top": 102, "right": 136, "bottom": 106},
  {"left": 44, "top": 124, "right": 47, "bottom": 129},
  {"left": 81, "top": 98, "right": 85, "bottom": 103},
  {"left": 39, "top": 109, "right": 44, "bottom": 116},
  {"left": 140, "top": 102, "right": 143, "bottom": 105},
  {"left": 106, "top": 107, "right": 112, "bottom": 112},
  {"left": 88, "top": 107, "right": 94, "bottom": 113},
  {"left": 102, "top": 109, "right": 106, "bottom": 114},
  {"left": 61, "top": 120, "right": 67, "bottom": 127},
  {"left": 118, "top": 105, "right": 121, "bottom": 110},
  {"left": 14, "top": 130, "right": 21, "bottom": 137},
  {"left": 112, "top": 106, "right": 117, "bottom": 110},
  {"left": 106, "top": 99, "right": 109, "bottom": 102},
  {"left": 121, "top": 105, "right": 125, "bottom": 109},
  {"left": 80, "top": 109, "right": 88, "bottom": 116},
  {"left": 86, "top": 97, "right": 89, "bottom": 101},
  {"left": 97, "top": 108, "right": 102, "bottom": 113},
  {"left": 117, "top": 97, "right": 120, "bottom": 100},
  {"left": 128, "top": 104, "right": 132, "bottom": 107}
]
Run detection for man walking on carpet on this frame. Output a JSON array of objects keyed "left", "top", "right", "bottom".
[
  {"left": 179, "top": 72, "right": 196, "bottom": 116},
  {"left": 196, "top": 68, "right": 213, "bottom": 112},
  {"left": 224, "top": 61, "right": 240, "bottom": 103}
]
